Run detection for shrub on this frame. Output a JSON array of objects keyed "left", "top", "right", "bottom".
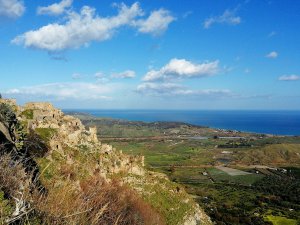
[
  {"left": 0, "top": 153, "right": 31, "bottom": 196},
  {"left": 0, "top": 103, "right": 16, "bottom": 127},
  {"left": 0, "top": 153, "right": 34, "bottom": 223},
  {"left": 32, "top": 177, "right": 165, "bottom": 225},
  {"left": 0, "top": 190, "right": 13, "bottom": 223},
  {"left": 21, "top": 109, "right": 34, "bottom": 120},
  {"left": 35, "top": 128, "right": 57, "bottom": 142}
]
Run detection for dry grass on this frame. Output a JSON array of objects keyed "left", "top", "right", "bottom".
[
  {"left": 0, "top": 153, "right": 31, "bottom": 197},
  {"left": 0, "top": 151, "right": 164, "bottom": 225},
  {"left": 0, "top": 153, "right": 33, "bottom": 224},
  {"left": 32, "top": 176, "right": 165, "bottom": 225}
]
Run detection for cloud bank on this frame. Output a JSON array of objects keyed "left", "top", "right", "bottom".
[
  {"left": 12, "top": 2, "right": 175, "bottom": 51},
  {"left": 4, "top": 82, "right": 114, "bottom": 100},
  {"left": 136, "top": 82, "right": 231, "bottom": 97},
  {"left": 136, "top": 58, "right": 229, "bottom": 99}
]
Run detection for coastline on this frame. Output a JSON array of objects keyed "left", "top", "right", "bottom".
[{"left": 64, "top": 109, "right": 300, "bottom": 136}]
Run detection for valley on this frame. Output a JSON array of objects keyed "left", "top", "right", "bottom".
[{"left": 71, "top": 112, "right": 300, "bottom": 225}]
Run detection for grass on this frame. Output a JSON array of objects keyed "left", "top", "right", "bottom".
[
  {"left": 111, "top": 139, "right": 300, "bottom": 174},
  {"left": 69, "top": 115, "right": 300, "bottom": 224},
  {"left": 264, "top": 215, "right": 297, "bottom": 225},
  {"left": 207, "top": 167, "right": 264, "bottom": 185},
  {"left": 237, "top": 143, "right": 300, "bottom": 166},
  {"left": 170, "top": 168, "right": 212, "bottom": 184},
  {"left": 35, "top": 128, "right": 57, "bottom": 142},
  {"left": 127, "top": 173, "right": 195, "bottom": 225},
  {"left": 0, "top": 190, "right": 13, "bottom": 223},
  {"left": 109, "top": 139, "right": 216, "bottom": 168},
  {"left": 21, "top": 109, "right": 34, "bottom": 120},
  {"left": 34, "top": 144, "right": 167, "bottom": 225}
]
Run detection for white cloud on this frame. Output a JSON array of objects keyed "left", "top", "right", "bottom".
[
  {"left": 93, "top": 72, "right": 110, "bottom": 83},
  {"left": 37, "top": 0, "right": 73, "bottom": 16},
  {"left": 136, "top": 82, "right": 231, "bottom": 97},
  {"left": 0, "top": 0, "right": 25, "bottom": 18},
  {"left": 134, "top": 9, "right": 175, "bottom": 36},
  {"left": 137, "top": 82, "right": 181, "bottom": 96},
  {"left": 278, "top": 75, "right": 300, "bottom": 81},
  {"left": 4, "top": 82, "right": 114, "bottom": 100},
  {"left": 111, "top": 70, "right": 136, "bottom": 79},
  {"left": 12, "top": 2, "right": 174, "bottom": 52},
  {"left": 143, "top": 58, "right": 219, "bottom": 82},
  {"left": 13, "top": 3, "right": 143, "bottom": 51},
  {"left": 203, "top": 9, "right": 241, "bottom": 29},
  {"left": 266, "top": 51, "right": 278, "bottom": 58}
]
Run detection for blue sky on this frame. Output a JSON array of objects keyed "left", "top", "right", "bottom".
[{"left": 0, "top": 0, "right": 300, "bottom": 109}]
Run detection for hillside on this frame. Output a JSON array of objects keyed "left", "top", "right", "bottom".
[
  {"left": 68, "top": 112, "right": 300, "bottom": 225},
  {"left": 0, "top": 99, "right": 212, "bottom": 225}
]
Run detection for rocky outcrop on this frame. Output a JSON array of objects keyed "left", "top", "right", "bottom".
[
  {"left": 19, "top": 102, "right": 145, "bottom": 178},
  {"left": 0, "top": 99, "right": 212, "bottom": 225},
  {"left": 183, "top": 205, "right": 212, "bottom": 225},
  {"left": 0, "top": 121, "right": 12, "bottom": 144},
  {"left": 0, "top": 101, "right": 17, "bottom": 151}
]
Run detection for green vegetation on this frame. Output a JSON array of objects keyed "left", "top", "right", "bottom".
[
  {"left": 207, "top": 167, "right": 264, "bottom": 185},
  {"left": 35, "top": 128, "right": 57, "bottom": 142},
  {"left": 0, "top": 103, "right": 16, "bottom": 126},
  {"left": 105, "top": 138, "right": 300, "bottom": 224},
  {"left": 237, "top": 144, "right": 300, "bottom": 166},
  {"left": 73, "top": 114, "right": 300, "bottom": 225},
  {"left": 0, "top": 191, "right": 13, "bottom": 223},
  {"left": 21, "top": 109, "right": 34, "bottom": 119},
  {"left": 129, "top": 174, "right": 195, "bottom": 225},
  {"left": 264, "top": 215, "right": 297, "bottom": 225}
]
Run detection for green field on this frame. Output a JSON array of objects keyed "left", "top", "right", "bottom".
[
  {"left": 207, "top": 167, "right": 265, "bottom": 185},
  {"left": 71, "top": 114, "right": 300, "bottom": 225},
  {"left": 264, "top": 215, "right": 297, "bottom": 225},
  {"left": 106, "top": 140, "right": 300, "bottom": 225}
]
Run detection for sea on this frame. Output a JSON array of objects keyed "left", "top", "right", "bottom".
[{"left": 64, "top": 110, "right": 300, "bottom": 136}]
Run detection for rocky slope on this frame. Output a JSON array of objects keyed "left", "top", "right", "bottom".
[{"left": 0, "top": 98, "right": 211, "bottom": 225}]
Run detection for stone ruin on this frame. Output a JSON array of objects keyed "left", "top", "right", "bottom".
[
  {"left": 18, "top": 101, "right": 145, "bottom": 177},
  {"left": 0, "top": 99, "right": 145, "bottom": 178},
  {"left": 24, "top": 102, "right": 63, "bottom": 122}
]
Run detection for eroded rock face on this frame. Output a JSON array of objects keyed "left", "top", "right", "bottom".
[
  {"left": 0, "top": 121, "right": 12, "bottom": 144},
  {"left": 183, "top": 205, "right": 212, "bottom": 225},
  {"left": 0, "top": 101, "right": 17, "bottom": 151},
  {"left": 19, "top": 102, "right": 146, "bottom": 177}
]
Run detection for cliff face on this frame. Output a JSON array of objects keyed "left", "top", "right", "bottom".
[{"left": 0, "top": 99, "right": 212, "bottom": 225}]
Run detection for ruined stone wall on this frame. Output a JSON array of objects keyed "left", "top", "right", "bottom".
[
  {"left": 24, "top": 102, "right": 63, "bottom": 121},
  {"left": 24, "top": 102, "right": 54, "bottom": 110},
  {"left": 19, "top": 101, "right": 145, "bottom": 176}
]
